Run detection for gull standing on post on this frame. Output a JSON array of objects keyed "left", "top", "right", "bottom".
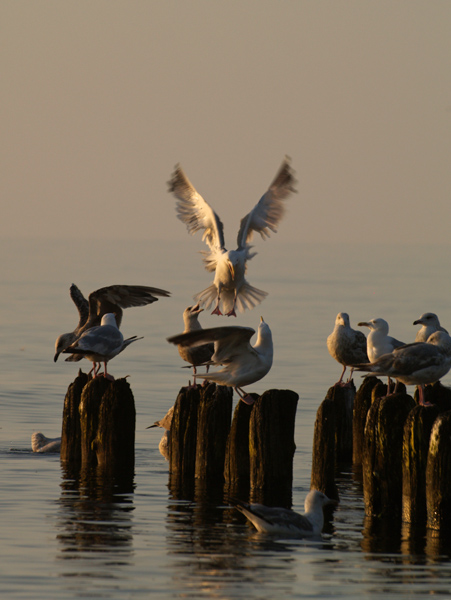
[
  {"left": 168, "top": 158, "right": 296, "bottom": 316},
  {"left": 327, "top": 312, "right": 368, "bottom": 385},
  {"left": 54, "top": 283, "right": 170, "bottom": 362},
  {"left": 167, "top": 317, "right": 273, "bottom": 404},
  {"left": 413, "top": 312, "right": 448, "bottom": 342},
  {"left": 175, "top": 304, "right": 214, "bottom": 387},
  {"left": 353, "top": 331, "right": 451, "bottom": 406},
  {"left": 232, "top": 489, "right": 336, "bottom": 537},
  {"left": 62, "top": 313, "right": 142, "bottom": 380}
]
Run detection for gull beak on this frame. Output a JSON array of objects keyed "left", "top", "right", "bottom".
[
  {"left": 413, "top": 319, "right": 422, "bottom": 325},
  {"left": 191, "top": 303, "right": 203, "bottom": 314},
  {"left": 54, "top": 352, "right": 60, "bottom": 362},
  {"left": 358, "top": 322, "right": 369, "bottom": 328},
  {"left": 260, "top": 316, "right": 264, "bottom": 323}
]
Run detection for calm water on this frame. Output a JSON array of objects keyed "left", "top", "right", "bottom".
[{"left": 2, "top": 238, "right": 451, "bottom": 599}]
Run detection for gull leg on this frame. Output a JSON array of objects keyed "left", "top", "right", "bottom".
[
  {"left": 211, "top": 284, "right": 223, "bottom": 316},
  {"left": 226, "top": 290, "right": 237, "bottom": 317},
  {"left": 337, "top": 364, "right": 347, "bottom": 385},
  {"left": 235, "top": 387, "right": 256, "bottom": 405},
  {"left": 103, "top": 362, "right": 115, "bottom": 381},
  {"left": 418, "top": 384, "right": 433, "bottom": 407}
]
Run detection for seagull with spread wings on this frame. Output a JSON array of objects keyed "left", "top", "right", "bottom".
[
  {"left": 168, "top": 158, "right": 296, "bottom": 316},
  {"left": 54, "top": 283, "right": 170, "bottom": 362}
]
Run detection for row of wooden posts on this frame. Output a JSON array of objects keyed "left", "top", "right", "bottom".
[{"left": 60, "top": 370, "right": 451, "bottom": 530}]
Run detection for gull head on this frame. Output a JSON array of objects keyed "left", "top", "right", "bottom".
[
  {"left": 358, "top": 318, "right": 389, "bottom": 335},
  {"left": 54, "top": 332, "right": 73, "bottom": 362},
  {"left": 100, "top": 313, "right": 118, "bottom": 328},
  {"left": 413, "top": 312, "right": 440, "bottom": 327},
  {"left": 336, "top": 312, "right": 350, "bottom": 328},
  {"left": 304, "top": 489, "right": 337, "bottom": 514}
]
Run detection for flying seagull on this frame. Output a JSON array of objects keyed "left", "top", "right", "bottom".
[
  {"left": 353, "top": 331, "right": 451, "bottom": 406},
  {"left": 62, "top": 313, "right": 142, "bottom": 380},
  {"left": 54, "top": 283, "right": 170, "bottom": 361},
  {"left": 168, "top": 158, "right": 296, "bottom": 316},
  {"left": 358, "top": 317, "right": 406, "bottom": 392},
  {"left": 174, "top": 304, "right": 214, "bottom": 387},
  {"left": 327, "top": 312, "right": 368, "bottom": 385},
  {"left": 413, "top": 312, "right": 448, "bottom": 343},
  {"left": 232, "top": 489, "right": 336, "bottom": 537},
  {"left": 167, "top": 317, "right": 273, "bottom": 404}
]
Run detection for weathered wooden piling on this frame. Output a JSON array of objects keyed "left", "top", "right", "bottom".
[
  {"left": 352, "top": 377, "right": 383, "bottom": 466},
  {"left": 224, "top": 398, "right": 255, "bottom": 499},
  {"left": 362, "top": 391, "right": 415, "bottom": 518},
  {"left": 60, "top": 370, "right": 90, "bottom": 463},
  {"left": 249, "top": 389, "right": 299, "bottom": 506},
  {"left": 402, "top": 404, "right": 440, "bottom": 523},
  {"left": 426, "top": 410, "right": 451, "bottom": 531}
]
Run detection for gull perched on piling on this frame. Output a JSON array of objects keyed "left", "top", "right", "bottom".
[
  {"left": 353, "top": 331, "right": 451, "bottom": 406},
  {"left": 167, "top": 317, "right": 273, "bottom": 404},
  {"left": 232, "top": 490, "right": 336, "bottom": 537},
  {"left": 358, "top": 317, "right": 405, "bottom": 392},
  {"left": 62, "top": 313, "right": 142, "bottom": 380},
  {"left": 327, "top": 312, "right": 368, "bottom": 385},
  {"left": 54, "top": 283, "right": 170, "bottom": 362},
  {"left": 174, "top": 305, "right": 214, "bottom": 386},
  {"left": 168, "top": 158, "right": 296, "bottom": 316},
  {"left": 413, "top": 312, "right": 448, "bottom": 343}
]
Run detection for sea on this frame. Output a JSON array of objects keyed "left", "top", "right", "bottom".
[{"left": 2, "top": 237, "right": 451, "bottom": 599}]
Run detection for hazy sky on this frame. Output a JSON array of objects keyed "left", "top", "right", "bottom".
[{"left": 2, "top": 1, "right": 451, "bottom": 244}]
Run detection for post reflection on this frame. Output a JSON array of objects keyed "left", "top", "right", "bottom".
[{"left": 55, "top": 463, "right": 135, "bottom": 562}]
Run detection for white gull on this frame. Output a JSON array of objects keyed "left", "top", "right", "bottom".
[
  {"left": 31, "top": 432, "right": 61, "bottom": 453},
  {"left": 327, "top": 312, "right": 368, "bottom": 385},
  {"left": 414, "top": 312, "right": 448, "bottom": 343},
  {"left": 168, "top": 158, "right": 296, "bottom": 316},
  {"left": 167, "top": 317, "right": 273, "bottom": 404}
]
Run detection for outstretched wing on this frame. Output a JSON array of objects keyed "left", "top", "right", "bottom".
[
  {"left": 168, "top": 325, "right": 255, "bottom": 363},
  {"left": 69, "top": 284, "right": 90, "bottom": 332},
  {"left": 236, "top": 157, "right": 297, "bottom": 249},
  {"left": 168, "top": 164, "right": 226, "bottom": 252}
]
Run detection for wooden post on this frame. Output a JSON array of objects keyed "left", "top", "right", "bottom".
[
  {"left": 402, "top": 404, "right": 440, "bottom": 523},
  {"left": 60, "top": 370, "right": 90, "bottom": 463},
  {"left": 362, "top": 391, "right": 415, "bottom": 518},
  {"left": 326, "top": 382, "right": 355, "bottom": 464},
  {"left": 249, "top": 389, "right": 298, "bottom": 506},
  {"left": 353, "top": 377, "right": 382, "bottom": 466},
  {"left": 224, "top": 397, "right": 256, "bottom": 499},
  {"left": 311, "top": 395, "right": 338, "bottom": 501},
  {"left": 426, "top": 410, "right": 451, "bottom": 531},
  {"left": 195, "top": 383, "right": 233, "bottom": 489}
]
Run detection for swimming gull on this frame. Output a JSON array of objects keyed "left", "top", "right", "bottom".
[
  {"left": 353, "top": 331, "right": 451, "bottom": 406},
  {"left": 146, "top": 406, "right": 174, "bottom": 460},
  {"left": 413, "top": 312, "right": 448, "bottom": 343},
  {"left": 175, "top": 304, "right": 214, "bottom": 387},
  {"left": 167, "top": 317, "right": 273, "bottom": 404},
  {"left": 327, "top": 312, "right": 368, "bottom": 385},
  {"left": 358, "top": 317, "right": 406, "bottom": 392},
  {"left": 62, "top": 313, "right": 143, "bottom": 380},
  {"left": 31, "top": 432, "right": 61, "bottom": 453},
  {"left": 168, "top": 158, "right": 296, "bottom": 316},
  {"left": 54, "top": 283, "right": 170, "bottom": 362},
  {"left": 232, "top": 490, "right": 336, "bottom": 537}
]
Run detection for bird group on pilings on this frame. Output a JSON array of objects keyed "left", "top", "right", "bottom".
[{"left": 312, "top": 375, "right": 451, "bottom": 534}]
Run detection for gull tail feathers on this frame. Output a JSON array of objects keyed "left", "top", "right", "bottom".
[
  {"left": 235, "top": 283, "right": 268, "bottom": 313},
  {"left": 194, "top": 285, "right": 218, "bottom": 311}
]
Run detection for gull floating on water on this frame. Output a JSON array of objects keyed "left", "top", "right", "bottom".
[
  {"left": 232, "top": 490, "right": 336, "bottom": 537},
  {"left": 175, "top": 305, "right": 214, "bottom": 386},
  {"left": 353, "top": 331, "right": 451, "bottom": 406},
  {"left": 62, "top": 313, "right": 142, "bottom": 380},
  {"left": 54, "top": 283, "right": 170, "bottom": 362},
  {"left": 414, "top": 312, "right": 448, "bottom": 343},
  {"left": 358, "top": 317, "right": 406, "bottom": 392},
  {"left": 146, "top": 406, "right": 174, "bottom": 460},
  {"left": 31, "top": 432, "right": 61, "bottom": 453},
  {"left": 167, "top": 317, "right": 273, "bottom": 404},
  {"left": 327, "top": 312, "right": 368, "bottom": 385},
  {"left": 168, "top": 158, "right": 296, "bottom": 316}
]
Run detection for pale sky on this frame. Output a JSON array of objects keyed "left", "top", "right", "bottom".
[{"left": 2, "top": 1, "right": 451, "bottom": 244}]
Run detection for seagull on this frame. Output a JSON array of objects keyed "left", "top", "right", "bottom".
[
  {"left": 54, "top": 283, "right": 170, "bottom": 362},
  {"left": 175, "top": 305, "right": 214, "bottom": 386},
  {"left": 353, "top": 331, "right": 451, "bottom": 406},
  {"left": 232, "top": 490, "right": 336, "bottom": 537},
  {"left": 327, "top": 312, "right": 368, "bottom": 384},
  {"left": 146, "top": 406, "right": 174, "bottom": 460},
  {"left": 414, "top": 312, "right": 448, "bottom": 343},
  {"left": 31, "top": 432, "right": 61, "bottom": 453},
  {"left": 358, "top": 318, "right": 406, "bottom": 392},
  {"left": 62, "top": 313, "right": 142, "bottom": 380},
  {"left": 168, "top": 158, "right": 296, "bottom": 316},
  {"left": 167, "top": 317, "right": 273, "bottom": 404}
]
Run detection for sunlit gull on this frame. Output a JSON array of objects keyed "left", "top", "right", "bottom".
[
  {"left": 327, "top": 312, "right": 368, "bottom": 384},
  {"left": 232, "top": 490, "right": 336, "bottom": 537},
  {"left": 168, "top": 157, "right": 296, "bottom": 316},
  {"left": 353, "top": 331, "right": 451, "bottom": 406},
  {"left": 54, "top": 283, "right": 170, "bottom": 362},
  {"left": 167, "top": 317, "right": 273, "bottom": 404},
  {"left": 62, "top": 313, "right": 143, "bottom": 380},
  {"left": 146, "top": 406, "right": 174, "bottom": 460},
  {"left": 358, "top": 317, "right": 406, "bottom": 392},
  {"left": 31, "top": 432, "right": 61, "bottom": 453},
  {"left": 414, "top": 312, "right": 448, "bottom": 343},
  {"left": 175, "top": 304, "right": 214, "bottom": 387}
]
